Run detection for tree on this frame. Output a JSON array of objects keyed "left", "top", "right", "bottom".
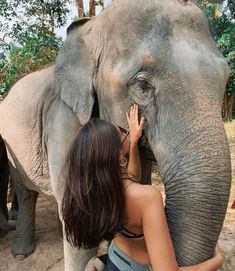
[
  {"left": 0, "top": 0, "right": 69, "bottom": 98},
  {"left": 76, "top": 0, "right": 85, "bottom": 17},
  {"left": 75, "top": 0, "right": 104, "bottom": 18},
  {"left": 88, "top": 0, "right": 104, "bottom": 17},
  {"left": 0, "top": 30, "right": 62, "bottom": 98},
  {"left": 0, "top": 0, "right": 70, "bottom": 41},
  {"left": 0, "top": 0, "right": 107, "bottom": 98}
]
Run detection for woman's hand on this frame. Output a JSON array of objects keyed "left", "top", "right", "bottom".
[
  {"left": 125, "top": 104, "right": 144, "bottom": 181},
  {"left": 213, "top": 243, "right": 223, "bottom": 266},
  {"left": 126, "top": 104, "right": 145, "bottom": 144}
]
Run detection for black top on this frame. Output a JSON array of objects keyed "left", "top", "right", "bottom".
[{"left": 119, "top": 225, "right": 144, "bottom": 239}]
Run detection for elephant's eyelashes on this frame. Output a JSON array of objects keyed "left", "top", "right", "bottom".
[
  {"left": 138, "top": 80, "right": 150, "bottom": 90},
  {"left": 137, "top": 79, "right": 153, "bottom": 91},
  {"left": 135, "top": 73, "right": 153, "bottom": 91}
]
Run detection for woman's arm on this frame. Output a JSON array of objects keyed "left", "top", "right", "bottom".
[
  {"left": 141, "top": 187, "right": 223, "bottom": 271},
  {"left": 141, "top": 187, "right": 179, "bottom": 271},
  {"left": 126, "top": 104, "right": 144, "bottom": 182},
  {"left": 127, "top": 140, "right": 141, "bottom": 182}
]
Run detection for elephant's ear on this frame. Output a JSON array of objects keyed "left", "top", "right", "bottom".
[{"left": 54, "top": 18, "right": 95, "bottom": 125}]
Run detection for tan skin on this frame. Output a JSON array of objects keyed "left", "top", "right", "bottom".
[{"left": 114, "top": 104, "right": 223, "bottom": 271}]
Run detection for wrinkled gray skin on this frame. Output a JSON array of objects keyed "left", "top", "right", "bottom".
[{"left": 0, "top": 0, "right": 231, "bottom": 270}]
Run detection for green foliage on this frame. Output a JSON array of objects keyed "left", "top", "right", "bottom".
[
  {"left": 0, "top": 0, "right": 70, "bottom": 33},
  {"left": 200, "top": 0, "right": 235, "bottom": 95},
  {"left": 0, "top": 0, "right": 69, "bottom": 97},
  {"left": 0, "top": 29, "right": 62, "bottom": 96}
]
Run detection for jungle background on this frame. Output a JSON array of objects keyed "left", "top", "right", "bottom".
[{"left": 0, "top": 0, "right": 234, "bottom": 271}]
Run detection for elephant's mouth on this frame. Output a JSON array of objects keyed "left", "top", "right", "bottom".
[{"left": 139, "top": 134, "right": 156, "bottom": 162}]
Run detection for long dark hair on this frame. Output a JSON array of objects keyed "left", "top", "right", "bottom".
[{"left": 62, "top": 118, "right": 125, "bottom": 248}]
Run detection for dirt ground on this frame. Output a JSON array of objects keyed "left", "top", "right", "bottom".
[{"left": 0, "top": 121, "right": 234, "bottom": 271}]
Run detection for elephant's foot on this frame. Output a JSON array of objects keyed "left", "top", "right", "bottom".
[
  {"left": 14, "top": 252, "right": 34, "bottom": 261},
  {"left": 10, "top": 185, "right": 38, "bottom": 261},
  {"left": 14, "top": 254, "right": 27, "bottom": 261},
  {"left": 12, "top": 242, "right": 35, "bottom": 260}
]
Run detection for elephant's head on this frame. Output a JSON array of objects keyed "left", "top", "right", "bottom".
[{"left": 55, "top": 0, "right": 231, "bottom": 265}]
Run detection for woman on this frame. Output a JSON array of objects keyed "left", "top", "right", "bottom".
[{"left": 62, "top": 105, "right": 223, "bottom": 271}]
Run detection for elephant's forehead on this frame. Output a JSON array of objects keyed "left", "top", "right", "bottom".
[
  {"left": 102, "top": 0, "right": 205, "bottom": 30},
  {"left": 142, "top": 51, "right": 155, "bottom": 65}
]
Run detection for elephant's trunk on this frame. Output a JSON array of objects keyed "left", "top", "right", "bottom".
[{"left": 153, "top": 113, "right": 231, "bottom": 265}]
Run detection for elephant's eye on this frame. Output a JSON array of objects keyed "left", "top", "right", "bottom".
[{"left": 137, "top": 78, "right": 152, "bottom": 90}]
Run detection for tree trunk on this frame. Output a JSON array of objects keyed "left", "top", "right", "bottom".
[
  {"left": 89, "top": 0, "right": 96, "bottom": 17},
  {"left": 223, "top": 92, "right": 228, "bottom": 121},
  {"left": 140, "top": 156, "right": 152, "bottom": 185},
  {"left": 227, "top": 91, "right": 235, "bottom": 121},
  {"left": 223, "top": 91, "right": 235, "bottom": 122},
  {"left": 76, "top": 0, "right": 85, "bottom": 18}
]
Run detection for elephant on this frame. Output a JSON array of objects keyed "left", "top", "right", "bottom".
[
  {"left": 0, "top": 0, "right": 231, "bottom": 270},
  {"left": 0, "top": 135, "right": 11, "bottom": 237}
]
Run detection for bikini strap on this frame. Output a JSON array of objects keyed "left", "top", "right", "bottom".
[{"left": 119, "top": 226, "right": 144, "bottom": 238}]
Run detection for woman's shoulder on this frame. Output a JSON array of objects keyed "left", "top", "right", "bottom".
[
  {"left": 124, "top": 183, "right": 164, "bottom": 225},
  {"left": 126, "top": 182, "right": 163, "bottom": 207}
]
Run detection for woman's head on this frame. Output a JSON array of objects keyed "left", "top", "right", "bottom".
[
  {"left": 75, "top": 118, "right": 122, "bottom": 173},
  {"left": 62, "top": 118, "right": 126, "bottom": 248}
]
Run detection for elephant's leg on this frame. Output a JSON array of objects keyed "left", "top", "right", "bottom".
[
  {"left": 0, "top": 203, "right": 15, "bottom": 237},
  {"left": 56, "top": 195, "right": 97, "bottom": 270},
  {"left": 11, "top": 172, "right": 38, "bottom": 259},
  {"left": 140, "top": 156, "right": 152, "bottom": 184},
  {"left": 63, "top": 237, "right": 97, "bottom": 271},
  {"left": 8, "top": 175, "right": 19, "bottom": 220},
  {"left": 0, "top": 135, "right": 10, "bottom": 237},
  {"left": 8, "top": 192, "right": 18, "bottom": 220},
  {"left": 7, "top": 175, "right": 15, "bottom": 203},
  {"left": 46, "top": 102, "right": 98, "bottom": 270},
  {"left": 0, "top": 210, "right": 10, "bottom": 238},
  {"left": 57, "top": 201, "right": 97, "bottom": 271}
]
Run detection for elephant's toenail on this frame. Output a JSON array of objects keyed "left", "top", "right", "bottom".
[{"left": 15, "top": 254, "right": 26, "bottom": 261}]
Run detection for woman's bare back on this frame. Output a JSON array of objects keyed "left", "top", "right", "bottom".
[{"left": 113, "top": 181, "right": 162, "bottom": 265}]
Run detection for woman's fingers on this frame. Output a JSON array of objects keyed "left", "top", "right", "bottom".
[
  {"left": 125, "top": 104, "right": 145, "bottom": 142},
  {"left": 130, "top": 105, "right": 136, "bottom": 119},
  {"left": 128, "top": 105, "right": 136, "bottom": 121},
  {"left": 126, "top": 112, "right": 130, "bottom": 124},
  {"left": 134, "top": 105, "right": 138, "bottom": 120},
  {"left": 139, "top": 117, "right": 145, "bottom": 129},
  {"left": 134, "top": 105, "right": 141, "bottom": 124},
  {"left": 129, "top": 105, "right": 138, "bottom": 120},
  {"left": 126, "top": 104, "right": 145, "bottom": 131},
  {"left": 126, "top": 104, "right": 143, "bottom": 125}
]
